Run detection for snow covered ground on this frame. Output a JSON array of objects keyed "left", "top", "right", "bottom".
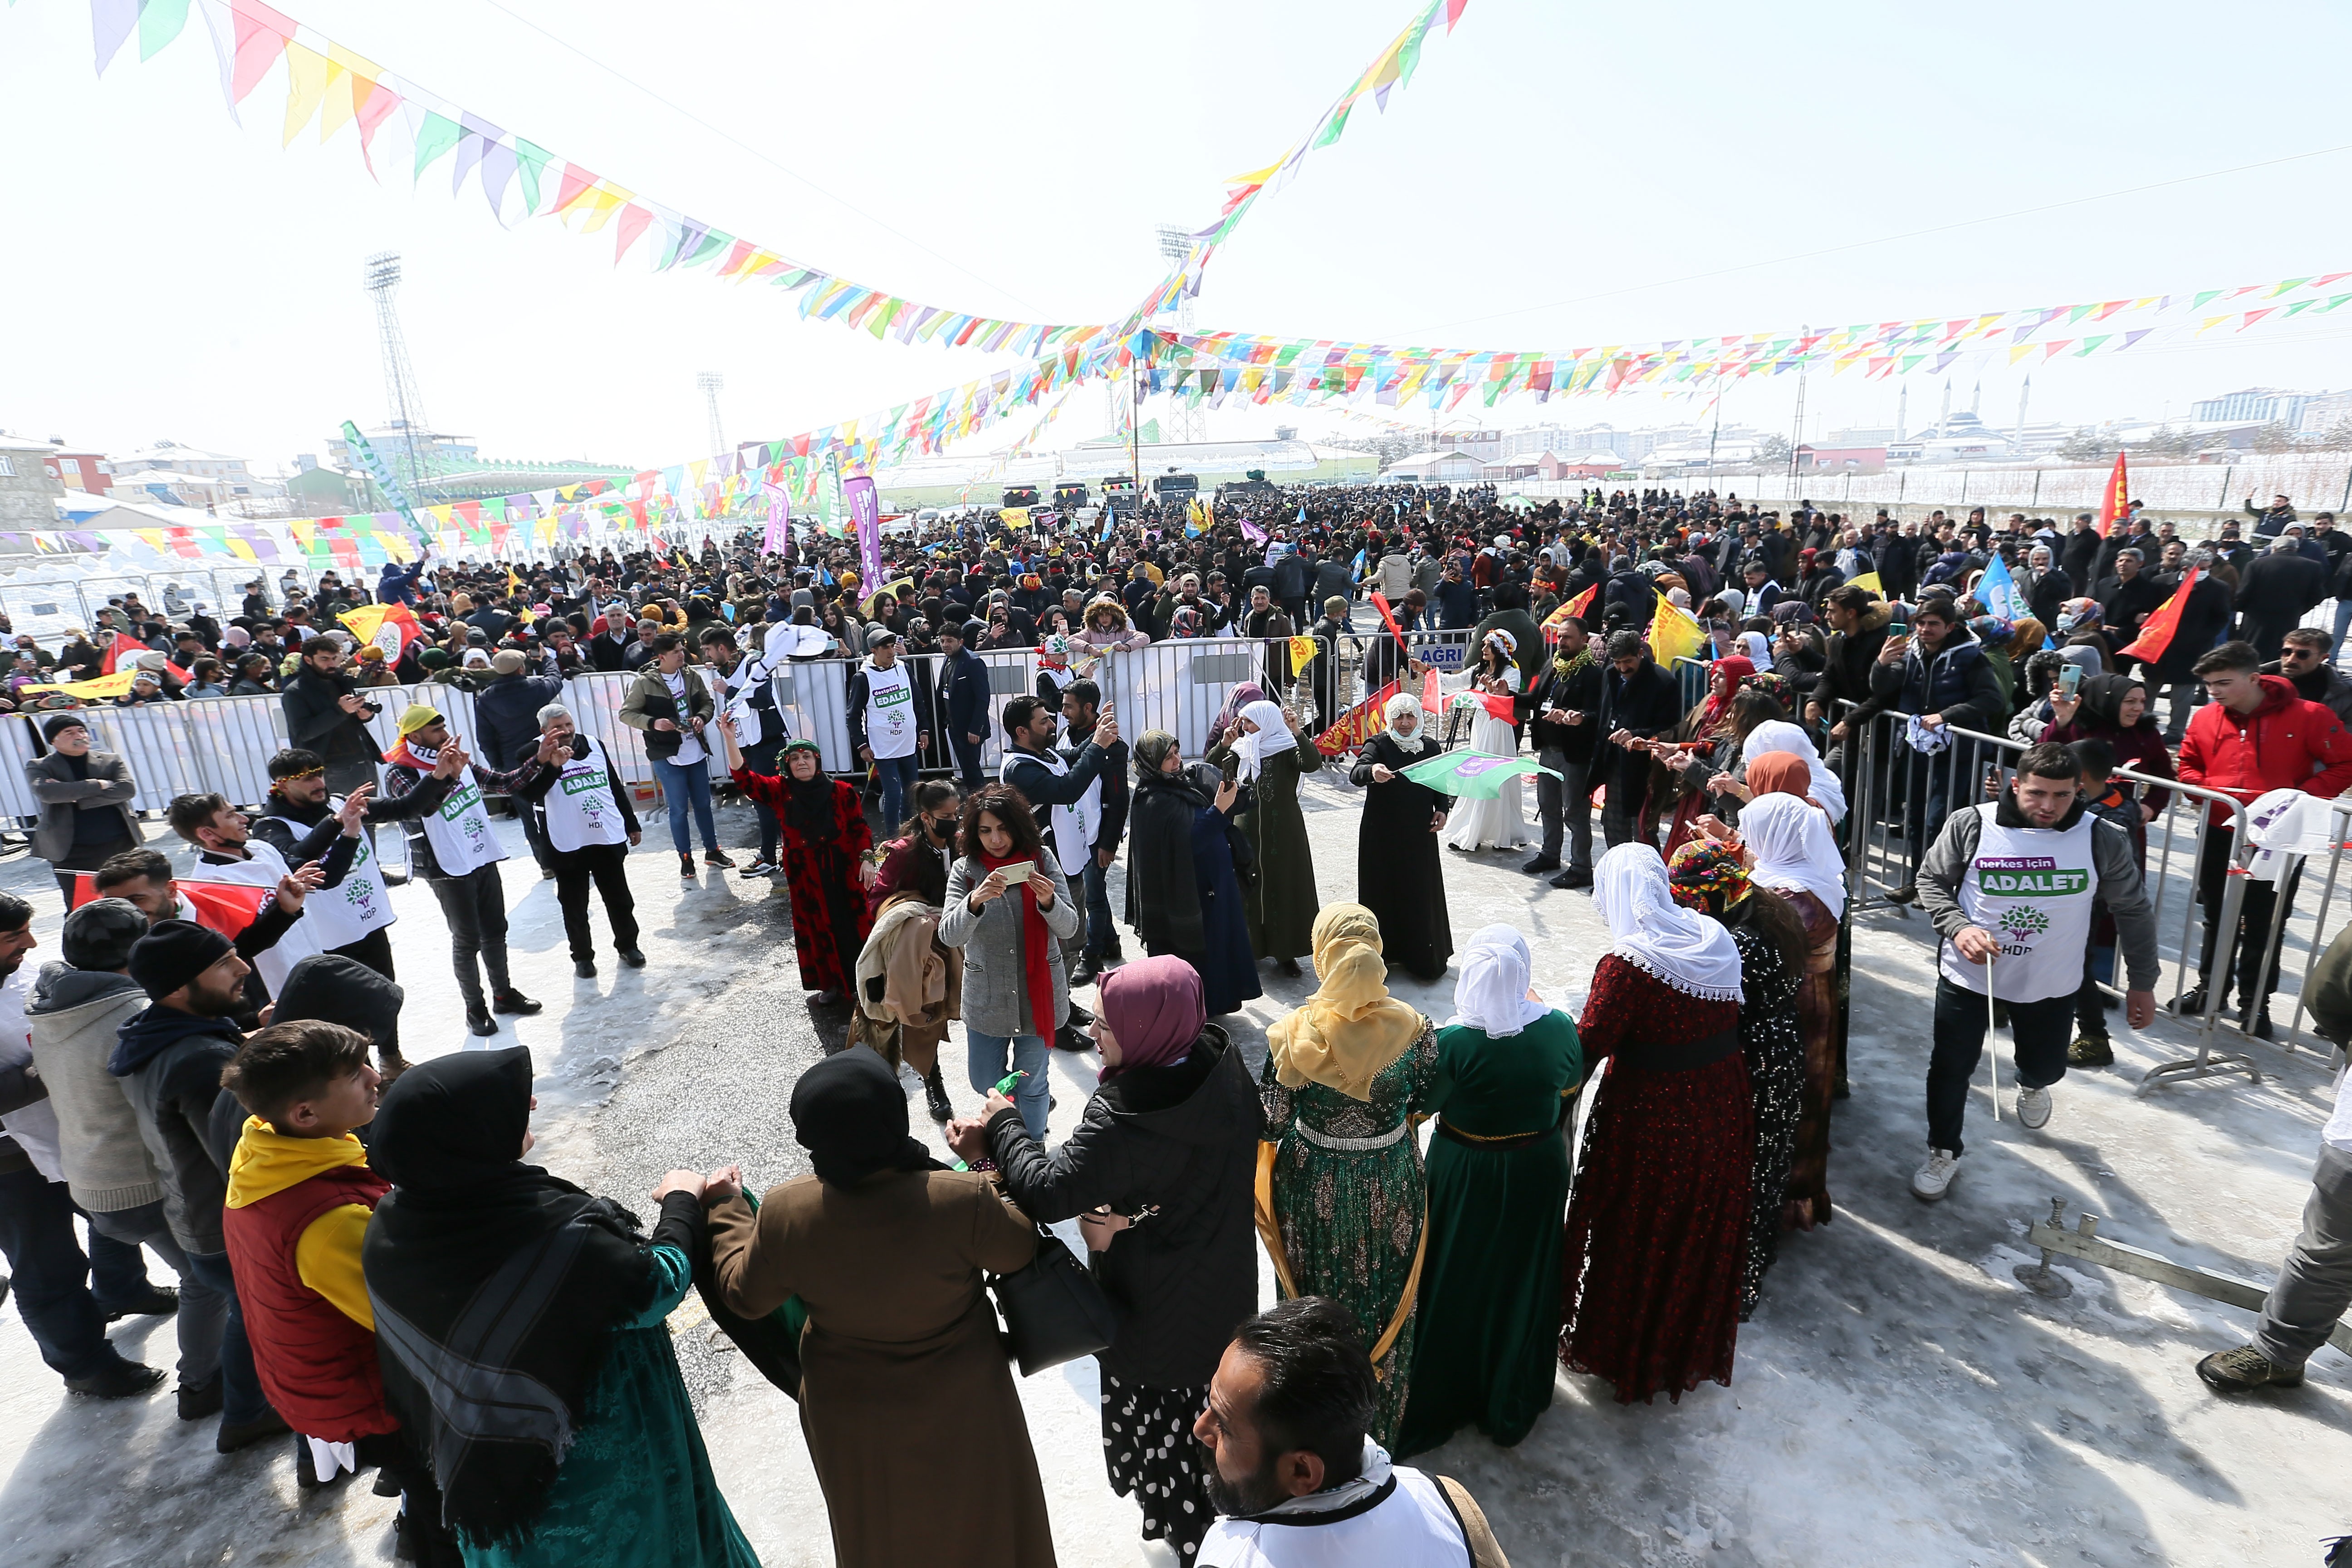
[{"left": 0, "top": 768, "right": 2347, "bottom": 1568}]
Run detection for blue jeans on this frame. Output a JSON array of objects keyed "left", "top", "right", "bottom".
[
  {"left": 2333, "top": 597, "right": 2352, "bottom": 663},
  {"left": 872, "top": 753, "right": 919, "bottom": 833},
  {"left": 965, "top": 1028, "right": 1051, "bottom": 1140},
  {"left": 0, "top": 1166, "right": 128, "bottom": 1382},
  {"left": 656, "top": 757, "right": 719, "bottom": 855},
  {"left": 1081, "top": 853, "right": 1116, "bottom": 959},
  {"left": 182, "top": 1249, "right": 270, "bottom": 1424},
  {"left": 86, "top": 1200, "right": 220, "bottom": 1386}
]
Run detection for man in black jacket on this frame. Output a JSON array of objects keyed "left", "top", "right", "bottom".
[
  {"left": 278, "top": 638, "right": 382, "bottom": 798},
  {"left": 2095, "top": 549, "right": 2168, "bottom": 666},
  {"left": 998, "top": 694, "right": 1117, "bottom": 1049},
  {"left": 472, "top": 649, "right": 567, "bottom": 875},
  {"left": 1271, "top": 546, "right": 1309, "bottom": 627},
  {"left": 1060, "top": 679, "right": 1130, "bottom": 985},
  {"left": 2238, "top": 534, "right": 2331, "bottom": 657},
  {"left": 935, "top": 620, "right": 990, "bottom": 788},
  {"left": 1808, "top": 585, "right": 1895, "bottom": 774},
  {"left": 1594, "top": 630, "right": 1681, "bottom": 850},
  {"left": 1524, "top": 618, "right": 1603, "bottom": 887}
]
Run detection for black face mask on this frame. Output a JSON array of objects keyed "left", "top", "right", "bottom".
[{"left": 927, "top": 816, "right": 955, "bottom": 841}]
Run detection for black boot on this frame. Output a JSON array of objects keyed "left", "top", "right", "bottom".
[{"left": 924, "top": 1066, "right": 954, "bottom": 1122}]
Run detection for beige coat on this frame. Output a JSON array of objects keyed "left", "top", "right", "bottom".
[
  {"left": 849, "top": 894, "right": 962, "bottom": 1076},
  {"left": 708, "top": 1170, "right": 1054, "bottom": 1568}
]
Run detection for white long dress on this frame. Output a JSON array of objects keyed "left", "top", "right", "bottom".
[{"left": 1439, "top": 666, "right": 1532, "bottom": 852}]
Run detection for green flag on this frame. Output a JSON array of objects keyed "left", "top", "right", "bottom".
[{"left": 1400, "top": 750, "right": 1560, "bottom": 800}]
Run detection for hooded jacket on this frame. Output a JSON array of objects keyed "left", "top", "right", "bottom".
[
  {"left": 1867, "top": 620, "right": 2005, "bottom": 735},
  {"left": 221, "top": 1118, "right": 395, "bottom": 1442},
  {"left": 2177, "top": 673, "right": 2352, "bottom": 825},
  {"left": 24, "top": 964, "right": 159, "bottom": 1212},
  {"left": 983, "top": 1029, "right": 1264, "bottom": 1387},
  {"left": 108, "top": 1004, "right": 248, "bottom": 1253},
  {"left": 1070, "top": 596, "right": 1149, "bottom": 656}
]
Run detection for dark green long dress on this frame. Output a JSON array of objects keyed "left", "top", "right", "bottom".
[
  {"left": 1259, "top": 1019, "right": 1440, "bottom": 1449},
  {"left": 1209, "top": 727, "right": 1323, "bottom": 964},
  {"left": 1396, "top": 1010, "right": 1583, "bottom": 1458}
]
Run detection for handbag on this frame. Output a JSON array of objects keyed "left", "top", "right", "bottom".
[{"left": 989, "top": 1225, "right": 1119, "bottom": 1377}]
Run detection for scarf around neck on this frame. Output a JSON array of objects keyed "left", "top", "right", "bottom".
[{"left": 982, "top": 849, "right": 1058, "bottom": 1038}]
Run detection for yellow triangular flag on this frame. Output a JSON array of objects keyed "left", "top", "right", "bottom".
[{"left": 1846, "top": 571, "right": 1882, "bottom": 596}]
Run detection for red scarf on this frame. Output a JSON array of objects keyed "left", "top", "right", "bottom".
[
  {"left": 983, "top": 851, "right": 1058, "bottom": 1038},
  {"left": 382, "top": 737, "right": 438, "bottom": 770}
]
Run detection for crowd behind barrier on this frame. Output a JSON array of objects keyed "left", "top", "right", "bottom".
[{"left": 1829, "top": 700, "right": 2349, "bottom": 1090}]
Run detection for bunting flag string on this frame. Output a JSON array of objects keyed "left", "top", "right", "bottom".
[{"left": 83, "top": 0, "right": 1110, "bottom": 359}]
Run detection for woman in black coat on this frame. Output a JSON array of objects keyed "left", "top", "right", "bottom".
[
  {"left": 1348, "top": 690, "right": 1453, "bottom": 981},
  {"left": 1122, "top": 730, "right": 1261, "bottom": 1017},
  {"left": 948, "top": 956, "right": 1263, "bottom": 1566}
]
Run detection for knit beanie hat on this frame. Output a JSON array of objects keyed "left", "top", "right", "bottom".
[
  {"left": 41, "top": 713, "right": 88, "bottom": 743},
  {"left": 128, "top": 919, "right": 233, "bottom": 1001},
  {"left": 62, "top": 897, "right": 148, "bottom": 971}
]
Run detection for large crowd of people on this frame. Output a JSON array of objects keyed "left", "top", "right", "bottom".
[{"left": 0, "top": 478, "right": 2350, "bottom": 1565}]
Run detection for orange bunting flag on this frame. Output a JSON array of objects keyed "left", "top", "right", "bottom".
[
  {"left": 1314, "top": 679, "right": 1399, "bottom": 757},
  {"left": 2097, "top": 450, "right": 2129, "bottom": 536},
  {"left": 2115, "top": 567, "right": 2200, "bottom": 665}
]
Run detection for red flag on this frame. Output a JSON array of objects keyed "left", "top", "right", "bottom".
[
  {"left": 1476, "top": 691, "right": 1517, "bottom": 723},
  {"left": 71, "top": 874, "right": 272, "bottom": 939},
  {"left": 100, "top": 633, "right": 147, "bottom": 675},
  {"left": 1368, "top": 590, "right": 1410, "bottom": 654},
  {"left": 1313, "top": 679, "right": 1400, "bottom": 757},
  {"left": 2115, "top": 567, "right": 2200, "bottom": 664},
  {"left": 2096, "top": 450, "right": 2129, "bottom": 537}
]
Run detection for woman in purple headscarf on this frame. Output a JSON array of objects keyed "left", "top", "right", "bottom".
[{"left": 946, "top": 956, "right": 1264, "bottom": 1563}]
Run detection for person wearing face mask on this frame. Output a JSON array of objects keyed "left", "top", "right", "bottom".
[{"left": 1347, "top": 692, "right": 1452, "bottom": 983}]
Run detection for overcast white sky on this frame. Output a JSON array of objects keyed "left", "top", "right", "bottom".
[{"left": 6, "top": 0, "right": 2352, "bottom": 472}]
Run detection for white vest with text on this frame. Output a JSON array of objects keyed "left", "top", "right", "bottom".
[
  {"left": 539, "top": 736, "right": 631, "bottom": 854},
  {"left": 255, "top": 801, "right": 397, "bottom": 950},
  {"left": 1937, "top": 801, "right": 2098, "bottom": 1004}
]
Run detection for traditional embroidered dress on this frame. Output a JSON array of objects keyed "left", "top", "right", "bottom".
[{"left": 731, "top": 760, "right": 873, "bottom": 994}]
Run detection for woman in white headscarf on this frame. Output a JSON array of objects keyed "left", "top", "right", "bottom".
[
  {"left": 1739, "top": 718, "right": 1847, "bottom": 823},
  {"left": 1560, "top": 845, "right": 1755, "bottom": 1406},
  {"left": 1207, "top": 696, "right": 1323, "bottom": 976},
  {"left": 1736, "top": 788, "right": 1850, "bottom": 1233},
  {"left": 1347, "top": 691, "right": 1453, "bottom": 982},
  {"left": 1439, "top": 627, "right": 1534, "bottom": 853},
  {"left": 1396, "top": 925, "right": 1583, "bottom": 1457}
]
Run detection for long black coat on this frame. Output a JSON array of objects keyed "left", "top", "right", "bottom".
[
  {"left": 984, "top": 1031, "right": 1265, "bottom": 1387},
  {"left": 2238, "top": 552, "right": 2330, "bottom": 656}
]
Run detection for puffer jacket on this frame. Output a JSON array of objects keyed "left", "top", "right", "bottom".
[
  {"left": 983, "top": 1028, "right": 1264, "bottom": 1387},
  {"left": 108, "top": 1004, "right": 247, "bottom": 1253},
  {"left": 2177, "top": 673, "right": 2352, "bottom": 825},
  {"left": 1867, "top": 621, "right": 2005, "bottom": 735}
]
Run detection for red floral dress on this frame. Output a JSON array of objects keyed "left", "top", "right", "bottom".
[
  {"left": 1561, "top": 954, "right": 1753, "bottom": 1404},
  {"left": 732, "top": 769, "right": 873, "bottom": 994}
]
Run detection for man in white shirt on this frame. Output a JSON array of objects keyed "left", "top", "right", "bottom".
[{"left": 1193, "top": 1298, "right": 1508, "bottom": 1568}]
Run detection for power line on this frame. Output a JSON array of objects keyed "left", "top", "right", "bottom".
[
  {"left": 1396, "top": 143, "right": 2352, "bottom": 340},
  {"left": 474, "top": 0, "right": 1051, "bottom": 318}
]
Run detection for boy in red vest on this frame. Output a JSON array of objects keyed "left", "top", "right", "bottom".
[{"left": 220, "top": 1021, "right": 456, "bottom": 1564}]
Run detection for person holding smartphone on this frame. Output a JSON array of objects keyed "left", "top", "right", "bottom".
[{"left": 938, "top": 784, "right": 1079, "bottom": 1138}]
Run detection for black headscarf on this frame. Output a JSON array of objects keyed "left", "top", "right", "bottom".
[
  {"left": 361, "top": 1049, "right": 659, "bottom": 1548},
  {"left": 790, "top": 1047, "right": 941, "bottom": 1186},
  {"left": 778, "top": 742, "right": 839, "bottom": 847},
  {"left": 2077, "top": 671, "right": 2150, "bottom": 735}
]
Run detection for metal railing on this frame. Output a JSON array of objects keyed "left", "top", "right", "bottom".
[{"left": 1826, "top": 701, "right": 2327, "bottom": 1092}]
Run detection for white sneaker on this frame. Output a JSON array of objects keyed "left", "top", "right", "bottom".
[
  {"left": 1911, "top": 1148, "right": 1962, "bottom": 1202},
  {"left": 2015, "top": 1085, "right": 2052, "bottom": 1129}
]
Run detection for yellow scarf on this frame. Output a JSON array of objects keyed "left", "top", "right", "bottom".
[{"left": 1267, "top": 904, "right": 1426, "bottom": 1102}]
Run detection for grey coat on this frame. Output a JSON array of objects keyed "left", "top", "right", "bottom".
[
  {"left": 938, "top": 846, "right": 1079, "bottom": 1037},
  {"left": 25, "top": 748, "right": 138, "bottom": 864},
  {"left": 24, "top": 965, "right": 159, "bottom": 1212}
]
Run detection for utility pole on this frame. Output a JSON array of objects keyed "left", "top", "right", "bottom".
[
  {"left": 698, "top": 372, "right": 726, "bottom": 457},
  {"left": 1786, "top": 327, "right": 1809, "bottom": 500},
  {"left": 363, "top": 252, "right": 432, "bottom": 502}
]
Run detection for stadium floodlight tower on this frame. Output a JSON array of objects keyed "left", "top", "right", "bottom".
[
  {"left": 1153, "top": 223, "right": 1205, "bottom": 444},
  {"left": 699, "top": 371, "right": 727, "bottom": 458},
  {"left": 363, "top": 251, "right": 434, "bottom": 499}
]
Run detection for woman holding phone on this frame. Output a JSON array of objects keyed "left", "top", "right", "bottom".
[{"left": 939, "top": 784, "right": 1080, "bottom": 1139}]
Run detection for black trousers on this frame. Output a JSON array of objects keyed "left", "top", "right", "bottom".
[
  {"left": 428, "top": 863, "right": 510, "bottom": 1007},
  {"left": 323, "top": 758, "right": 377, "bottom": 799},
  {"left": 331, "top": 927, "right": 396, "bottom": 982},
  {"left": 1535, "top": 750, "right": 1592, "bottom": 870},
  {"left": 948, "top": 735, "right": 986, "bottom": 790},
  {"left": 0, "top": 1166, "right": 145, "bottom": 1382},
  {"left": 1927, "top": 976, "right": 2073, "bottom": 1156},
  {"left": 2197, "top": 823, "right": 2302, "bottom": 1010},
  {"left": 553, "top": 842, "right": 640, "bottom": 962}
]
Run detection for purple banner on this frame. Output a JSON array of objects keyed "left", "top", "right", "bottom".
[{"left": 843, "top": 474, "right": 882, "bottom": 586}]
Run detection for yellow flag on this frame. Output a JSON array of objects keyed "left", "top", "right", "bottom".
[
  {"left": 1000, "top": 507, "right": 1029, "bottom": 531},
  {"left": 22, "top": 670, "right": 139, "bottom": 701},
  {"left": 507, "top": 566, "right": 523, "bottom": 595},
  {"left": 1649, "top": 597, "right": 1706, "bottom": 667},
  {"left": 1846, "top": 570, "right": 1882, "bottom": 596},
  {"left": 1288, "top": 636, "right": 1318, "bottom": 668},
  {"left": 339, "top": 603, "right": 389, "bottom": 645}
]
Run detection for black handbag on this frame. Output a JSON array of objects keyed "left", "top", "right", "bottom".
[{"left": 990, "top": 1225, "right": 1119, "bottom": 1376}]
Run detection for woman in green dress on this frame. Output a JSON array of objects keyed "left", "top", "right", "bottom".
[
  {"left": 1256, "top": 902, "right": 1440, "bottom": 1448},
  {"left": 1207, "top": 696, "right": 1323, "bottom": 976},
  {"left": 363, "top": 1049, "right": 760, "bottom": 1568},
  {"left": 1396, "top": 924, "right": 1582, "bottom": 1458}
]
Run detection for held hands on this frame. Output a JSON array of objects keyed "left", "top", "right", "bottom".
[
  {"left": 1608, "top": 727, "right": 1635, "bottom": 749},
  {"left": 702, "top": 1165, "right": 743, "bottom": 1205},
  {"left": 651, "top": 1168, "right": 707, "bottom": 1203},
  {"left": 943, "top": 1115, "right": 990, "bottom": 1164},
  {"left": 1954, "top": 925, "right": 1999, "bottom": 964}
]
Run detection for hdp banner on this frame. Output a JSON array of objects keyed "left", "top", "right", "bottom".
[
  {"left": 1649, "top": 596, "right": 1707, "bottom": 666},
  {"left": 2115, "top": 568, "right": 2201, "bottom": 664},
  {"left": 1314, "top": 679, "right": 1399, "bottom": 757},
  {"left": 1399, "top": 749, "right": 1561, "bottom": 799}
]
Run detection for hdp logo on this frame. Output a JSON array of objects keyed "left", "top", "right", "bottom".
[{"left": 1999, "top": 906, "right": 2050, "bottom": 945}]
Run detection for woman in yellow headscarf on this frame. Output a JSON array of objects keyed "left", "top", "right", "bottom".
[{"left": 1255, "top": 903, "right": 1440, "bottom": 1447}]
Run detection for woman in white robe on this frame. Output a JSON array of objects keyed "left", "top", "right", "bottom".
[{"left": 1441, "top": 629, "right": 1533, "bottom": 853}]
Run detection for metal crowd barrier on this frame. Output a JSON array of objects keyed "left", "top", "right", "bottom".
[{"left": 1827, "top": 702, "right": 2311, "bottom": 1092}]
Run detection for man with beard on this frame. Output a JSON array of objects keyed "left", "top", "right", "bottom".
[
  {"left": 1192, "top": 1298, "right": 1506, "bottom": 1567},
  {"left": 248, "top": 749, "right": 409, "bottom": 983},
  {"left": 998, "top": 693, "right": 1118, "bottom": 1051},
  {"left": 278, "top": 636, "right": 382, "bottom": 799},
  {"left": 509, "top": 704, "right": 645, "bottom": 980}
]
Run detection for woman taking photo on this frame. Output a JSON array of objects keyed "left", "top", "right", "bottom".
[
  {"left": 1348, "top": 690, "right": 1452, "bottom": 983},
  {"left": 1205, "top": 697, "right": 1322, "bottom": 979},
  {"left": 716, "top": 719, "right": 874, "bottom": 1004},
  {"left": 1257, "top": 902, "right": 1439, "bottom": 1448},
  {"left": 363, "top": 1049, "right": 760, "bottom": 1568},
  {"left": 938, "top": 783, "right": 1079, "bottom": 1139},
  {"left": 1123, "top": 732, "right": 1259, "bottom": 1017},
  {"left": 950, "top": 956, "right": 1262, "bottom": 1564},
  {"left": 708, "top": 1050, "right": 1052, "bottom": 1568}
]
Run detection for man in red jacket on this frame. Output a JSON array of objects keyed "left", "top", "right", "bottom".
[{"left": 2177, "top": 641, "right": 2352, "bottom": 1034}]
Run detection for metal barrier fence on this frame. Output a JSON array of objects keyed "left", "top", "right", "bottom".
[{"left": 1827, "top": 701, "right": 2339, "bottom": 1092}]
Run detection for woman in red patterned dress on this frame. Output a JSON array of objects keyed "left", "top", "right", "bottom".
[
  {"left": 718, "top": 718, "right": 874, "bottom": 1002},
  {"left": 1561, "top": 843, "right": 1754, "bottom": 1405}
]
